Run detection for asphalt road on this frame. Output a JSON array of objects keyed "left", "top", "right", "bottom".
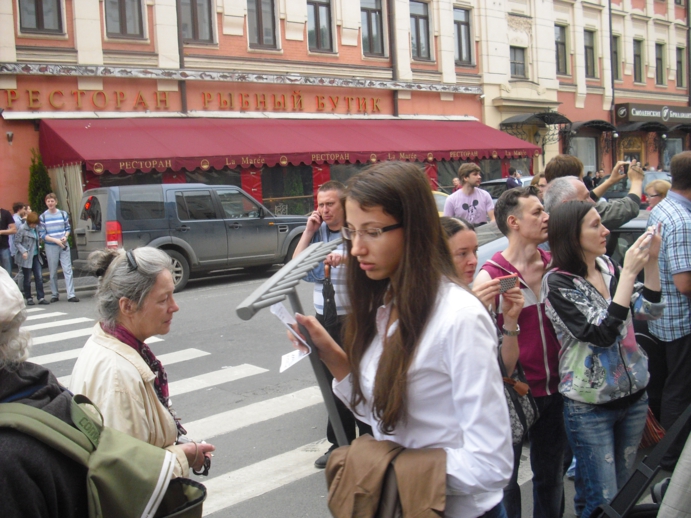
[{"left": 24, "top": 266, "right": 651, "bottom": 518}]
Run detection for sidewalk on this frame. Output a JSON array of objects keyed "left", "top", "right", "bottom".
[{"left": 13, "top": 266, "right": 98, "bottom": 295}]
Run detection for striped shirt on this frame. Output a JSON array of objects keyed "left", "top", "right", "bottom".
[
  {"left": 39, "top": 209, "right": 70, "bottom": 247},
  {"left": 648, "top": 191, "right": 691, "bottom": 342},
  {"left": 304, "top": 223, "right": 349, "bottom": 316}
]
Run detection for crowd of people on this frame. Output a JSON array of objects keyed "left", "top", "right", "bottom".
[{"left": 1, "top": 155, "right": 690, "bottom": 517}]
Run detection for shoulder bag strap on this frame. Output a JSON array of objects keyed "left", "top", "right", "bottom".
[{"left": 0, "top": 402, "right": 92, "bottom": 466}]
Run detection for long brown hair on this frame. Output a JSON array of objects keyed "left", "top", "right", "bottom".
[{"left": 343, "top": 162, "right": 457, "bottom": 434}]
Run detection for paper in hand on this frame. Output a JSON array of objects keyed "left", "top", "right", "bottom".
[{"left": 270, "top": 302, "right": 311, "bottom": 373}]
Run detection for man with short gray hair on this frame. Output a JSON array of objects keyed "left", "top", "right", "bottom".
[{"left": 543, "top": 177, "right": 592, "bottom": 214}]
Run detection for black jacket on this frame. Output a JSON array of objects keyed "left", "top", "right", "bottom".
[{"left": 0, "top": 362, "right": 88, "bottom": 517}]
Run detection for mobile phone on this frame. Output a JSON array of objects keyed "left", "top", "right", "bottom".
[
  {"left": 622, "top": 162, "right": 631, "bottom": 175},
  {"left": 639, "top": 226, "right": 657, "bottom": 250},
  {"left": 497, "top": 274, "right": 519, "bottom": 293}
]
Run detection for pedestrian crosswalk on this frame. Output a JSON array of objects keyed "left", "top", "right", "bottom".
[{"left": 21, "top": 306, "right": 330, "bottom": 517}]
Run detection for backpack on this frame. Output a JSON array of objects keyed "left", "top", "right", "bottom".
[{"left": 0, "top": 394, "right": 206, "bottom": 518}]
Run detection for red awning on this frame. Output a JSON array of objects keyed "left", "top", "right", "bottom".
[{"left": 39, "top": 118, "right": 541, "bottom": 175}]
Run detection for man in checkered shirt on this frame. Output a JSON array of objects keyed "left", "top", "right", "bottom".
[{"left": 648, "top": 151, "right": 691, "bottom": 471}]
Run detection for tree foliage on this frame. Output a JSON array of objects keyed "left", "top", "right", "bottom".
[{"left": 28, "top": 149, "right": 52, "bottom": 214}]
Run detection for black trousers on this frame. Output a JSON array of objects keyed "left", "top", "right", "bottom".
[
  {"left": 660, "top": 332, "right": 691, "bottom": 469},
  {"left": 315, "top": 313, "right": 372, "bottom": 448}
]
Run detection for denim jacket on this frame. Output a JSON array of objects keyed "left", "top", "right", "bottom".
[{"left": 304, "top": 223, "right": 341, "bottom": 283}]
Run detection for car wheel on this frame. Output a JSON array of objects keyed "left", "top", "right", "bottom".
[
  {"left": 285, "top": 237, "right": 301, "bottom": 263},
  {"left": 164, "top": 250, "right": 190, "bottom": 292}
]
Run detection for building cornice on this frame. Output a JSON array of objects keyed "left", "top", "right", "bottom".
[{"left": 0, "top": 62, "right": 483, "bottom": 94}]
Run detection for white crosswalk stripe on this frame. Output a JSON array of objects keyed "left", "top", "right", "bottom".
[
  {"left": 168, "top": 364, "right": 268, "bottom": 397},
  {"left": 184, "top": 386, "right": 322, "bottom": 440},
  {"left": 23, "top": 317, "right": 93, "bottom": 332},
  {"left": 25, "top": 312, "right": 67, "bottom": 321},
  {"left": 25, "top": 308, "right": 45, "bottom": 313},
  {"left": 202, "top": 442, "right": 323, "bottom": 516},
  {"left": 31, "top": 327, "right": 95, "bottom": 345}
]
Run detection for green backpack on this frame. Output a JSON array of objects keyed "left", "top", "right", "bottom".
[{"left": 0, "top": 394, "right": 206, "bottom": 518}]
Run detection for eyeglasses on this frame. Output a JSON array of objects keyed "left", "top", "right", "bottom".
[
  {"left": 341, "top": 223, "right": 403, "bottom": 241},
  {"left": 647, "top": 193, "right": 662, "bottom": 199},
  {"left": 126, "top": 250, "right": 138, "bottom": 272}
]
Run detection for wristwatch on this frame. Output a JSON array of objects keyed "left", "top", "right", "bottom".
[{"left": 501, "top": 324, "right": 520, "bottom": 337}]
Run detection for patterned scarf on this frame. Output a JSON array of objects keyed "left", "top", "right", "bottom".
[{"left": 103, "top": 323, "right": 187, "bottom": 436}]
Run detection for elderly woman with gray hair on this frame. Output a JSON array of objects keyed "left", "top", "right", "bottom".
[{"left": 69, "top": 247, "right": 214, "bottom": 478}]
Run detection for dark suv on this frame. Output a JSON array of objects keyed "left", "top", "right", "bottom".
[{"left": 74, "top": 184, "right": 306, "bottom": 291}]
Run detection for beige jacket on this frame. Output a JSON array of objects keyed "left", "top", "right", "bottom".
[{"left": 69, "top": 324, "right": 189, "bottom": 477}]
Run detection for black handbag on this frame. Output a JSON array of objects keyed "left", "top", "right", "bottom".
[{"left": 498, "top": 350, "right": 539, "bottom": 445}]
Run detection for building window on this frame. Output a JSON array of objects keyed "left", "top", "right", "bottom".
[
  {"left": 675, "top": 0, "right": 685, "bottom": 5},
  {"left": 677, "top": 47, "right": 686, "bottom": 87},
  {"left": 361, "top": 0, "right": 384, "bottom": 56},
  {"left": 409, "top": 1, "right": 430, "bottom": 60},
  {"left": 105, "top": 0, "right": 144, "bottom": 38},
  {"left": 248, "top": 0, "right": 276, "bottom": 48},
  {"left": 307, "top": 0, "right": 332, "bottom": 51},
  {"left": 19, "top": 0, "right": 63, "bottom": 33},
  {"left": 555, "top": 25, "right": 567, "bottom": 75},
  {"left": 181, "top": 0, "right": 213, "bottom": 43},
  {"left": 454, "top": 8, "right": 471, "bottom": 65},
  {"left": 656, "top": 44, "right": 665, "bottom": 85},
  {"left": 633, "top": 40, "right": 644, "bottom": 83},
  {"left": 584, "top": 30, "right": 596, "bottom": 78},
  {"left": 612, "top": 35, "right": 621, "bottom": 80},
  {"left": 510, "top": 46, "right": 526, "bottom": 78}
]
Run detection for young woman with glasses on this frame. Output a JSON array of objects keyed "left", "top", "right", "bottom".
[{"left": 291, "top": 162, "right": 513, "bottom": 518}]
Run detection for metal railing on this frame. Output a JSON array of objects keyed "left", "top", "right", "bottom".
[{"left": 236, "top": 238, "right": 348, "bottom": 446}]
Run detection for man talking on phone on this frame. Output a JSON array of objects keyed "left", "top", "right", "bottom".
[
  {"left": 292, "top": 181, "right": 372, "bottom": 469},
  {"left": 475, "top": 187, "right": 565, "bottom": 518}
]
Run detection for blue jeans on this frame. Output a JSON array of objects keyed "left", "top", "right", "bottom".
[
  {"left": 563, "top": 394, "right": 648, "bottom": 518},
  {"left": 0, "top": 247, "right": 11, "bottom": 274},
  {"left": 502, "top": 393, "right": 567, "bottom": 518},
  {"left": 22, "top": 254, "right": 45, "bottom": 301},
  {"left": 45, "top": 244, "right": 75, "bottom": 298}
]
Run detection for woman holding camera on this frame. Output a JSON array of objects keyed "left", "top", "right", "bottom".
[{"left": 542, "top": 201, "right": 664, "bottom": 518}]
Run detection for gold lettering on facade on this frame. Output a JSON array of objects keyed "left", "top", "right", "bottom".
[
  {"left": 329, "top": 96, "right": 339, "bottom": 111},
  {"left": 134, "top": 91, "right": 149, "bottom": 109},
  {"left": 71, "top": 90, "right": 86, "bottom": 108},
  {"left": 272, "top": 94, "right": 285, "bottom": 110},
  {"left": 371, "top": 98, "right": 381, "bottom": 113},
  {"left": 155, "top": 91, "right": 169, "bottom": 108},
  {"left": 316, "top": 96, "right": 325, "bottom": 111},
  {"left": 255, "top": 93, "right": 267, "bottom": 110},
  {"left": 225, "top": 157, "right": 237, "bottom": 166},
  {"left": 239, "top": 93, "right": 250, "bottom": 110},
  {"left": 118, "top": 159, "right": 172, "bottom": 170},
  {"left": 27, "top": 89, "right": 41, "bottom": 108},
  {"left": 202, "top": 92, "right": 212, "bottom": 107},
  {"left": 5, "top": 89, "right": 18, "bottom": 108},
  {"left": 114, "top": 91, "right": 126, "bottom": 108},
  {"left": 92, "top": 91, "right": 108, "bottom": 109},
  {"left": 49, "top": 90, "right": 64, "bottom": 109}
]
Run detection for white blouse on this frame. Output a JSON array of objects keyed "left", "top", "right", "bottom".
[{"left": 334, "top": 280, "right": 513, "bottom": 518}]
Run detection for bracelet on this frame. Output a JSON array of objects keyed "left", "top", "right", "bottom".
[{"left": 501, "top": 324, "right": 520, "bottom": 337}]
